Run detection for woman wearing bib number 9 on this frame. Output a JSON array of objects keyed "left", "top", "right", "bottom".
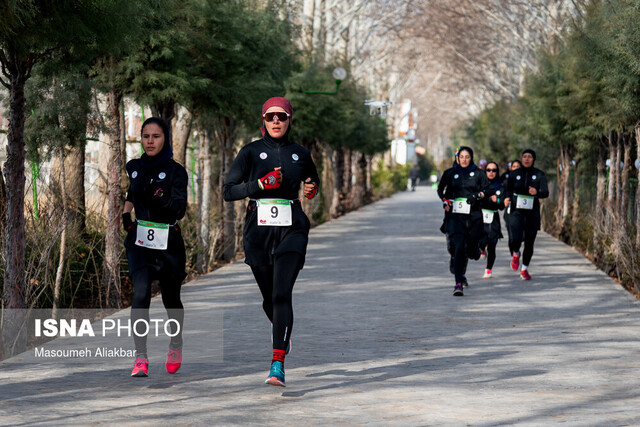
[
  {"left": 503, "top": 149, "right": 549, "bottom": 280},
  {"left": 223, "top": 97, "right": 320, "bottom": 387},
  {"left": 440, "top": 146, "right": 494, "bottom": 296},
  {"left": 122, "top": 117, "right": 188, "bottom": 377}
]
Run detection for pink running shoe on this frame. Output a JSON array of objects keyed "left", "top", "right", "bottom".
[
  {"left": 166, "top": 348, "right": 182, "bottom": 374},
  {"left": 131, "top": 356, "right": 149, "bottom": 377},
  {"left": 520, "top": 270, "right": 531, "bottom": 281},
  {"left": 483, "top": 269, "right": 492, "bottom": 279},
  {"left": 510, "top": 254, "right": 520, "bottom": 271}
]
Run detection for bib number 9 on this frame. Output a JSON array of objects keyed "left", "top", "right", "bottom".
[{"left": 257, "top": 199, "right": 292, "bottom": 226}]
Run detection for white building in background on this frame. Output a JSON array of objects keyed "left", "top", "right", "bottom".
[{"left": 390, "top": 99, "right": 419, "bottom": 165}]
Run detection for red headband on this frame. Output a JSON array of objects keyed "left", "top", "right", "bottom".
[{"left": 261, "top": 97, "right": 293, "bottom": 136}]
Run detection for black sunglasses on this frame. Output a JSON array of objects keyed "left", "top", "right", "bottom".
[
  {"left": 263, "top": 111, "right": 290, "bottom": 122},
  {"left": 486, "top": 168, "right": 498, "bottom": 172}
]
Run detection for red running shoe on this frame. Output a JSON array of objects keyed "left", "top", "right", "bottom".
[
  {"left": 131, "top": 356, "right": 149, "bottom": 377},
  {"left": 520, "top": 270, "right": 531, "bottom": 280},
  {"left": 511, "top": 254, "right": 520, "bottom": 271},
  {"left": 166, "top": 348, "right": 182, "bottom": 374}
]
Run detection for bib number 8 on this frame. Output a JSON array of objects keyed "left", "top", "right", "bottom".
[{"left": 147, "top": 229, "right": 155, "bottom": 241}]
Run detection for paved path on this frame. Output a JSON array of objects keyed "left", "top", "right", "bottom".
[{"left": 2, "top": 186, "right": 640, "bottom": 426}]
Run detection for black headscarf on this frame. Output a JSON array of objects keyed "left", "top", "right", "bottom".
[
  {"left": 522, "top": 148, "right": 536, "bottom": 166},
  {"left": 454, "top": 146, "right": 477, "bottom": 173},
  {"left": 140, "top": 117, "right": 173, "bottom": 168},
  {"left": 486, "top": 162, "right": 501, "bottom": 192}
]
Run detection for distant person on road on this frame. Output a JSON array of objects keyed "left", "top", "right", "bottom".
[
  {"left": 123, "top": 117, "right": 188, "bottom": 377},
  {"left": 439, "top": 146, "right": 494, "bottom": 296},
  {"left": 502, "top": 159, "right": 522, "bottom": 256},
  {"left": 478, "top": 159, "right": 487, "bottom": 171},
  {"left": 504, "top": 149, "right": 549, "bottom": 280},
  {"left": 478, "top": 162, "right": 505, "bottom": 279},
  {"left": 223, "top": 97, "right": 320, "bottom": 387},
  {"left": 410, "top": 164, "right": 420, "bottom": 191}
]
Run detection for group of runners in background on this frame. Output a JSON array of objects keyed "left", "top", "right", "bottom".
[{"left": 437, "top": 147, "right": 549, "bottom": 296}]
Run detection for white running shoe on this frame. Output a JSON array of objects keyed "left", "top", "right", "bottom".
[{"left": 483, "top": 269, "right": 492, "bottom": 279}]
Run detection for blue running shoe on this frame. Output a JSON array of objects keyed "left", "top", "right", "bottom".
[{"left": 265, "top": 361, "right": 285, "bottom": 387}]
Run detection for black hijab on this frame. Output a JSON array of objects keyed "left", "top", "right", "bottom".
[{"left": 454, "top": 146, "right": 477, "bottom": 173}]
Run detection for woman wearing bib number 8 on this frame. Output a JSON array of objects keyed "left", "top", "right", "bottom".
[
  {"left": 478, "top": 162, "right": 505, "bottom": 279},
  {"left": 223, "top": 97, "right": 320, "bottom": 387},
  {"left": 122, "top": 117, "right": 188, "bottom": 377},
  {"left": 503, "top": 149, "right": 549, "bottom": 280},
  {"left": 441, "top": 146, "right": 494, "bottom": 296}
]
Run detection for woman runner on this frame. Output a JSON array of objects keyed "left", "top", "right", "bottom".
[
  {"left": 123, "top": 117, "right": 188, "bottom": 377},
  {"left": 439, "top": 146, "right": 493, "bottom": 296},
  {"left": 223, "top": 97, "right": 320, "bottom": 387},
  {"left": 478, "top": 162, "right": 505, "bottom": 278},
  {"left": 502, "top": 159, "right": 521, "bottom": 257},
  {"left": 504, "top": 149, "right": 549, "bottom": 280}
]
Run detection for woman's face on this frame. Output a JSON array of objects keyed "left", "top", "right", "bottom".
[
  {"left": 522, "top": 153, "right": 534, "bottom": 168},
  {"left": 264, "top": 106, "right": 290, "bottom": 139},
  {"left": 458, "top": 150, "right": 471, "bottom": 168},
  {"left": 485, "top": 163, "right": 498, "bottom": 179},
  {"left": 142, "top": 123, "right": 165, "bottom": 157},
  {"left": 511, "top": 161, "right": 521, "bottom": 171}
]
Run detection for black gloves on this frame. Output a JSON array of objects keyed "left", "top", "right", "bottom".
[
  {"left": 466, "top": 192, "right": 483, "bottom": 206},
  {"left": 122, "top": 212, "right": 134, "bottom": 232}
]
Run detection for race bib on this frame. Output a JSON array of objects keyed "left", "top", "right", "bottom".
[
  {"left": 257, "top": 199, "right": 292, "bottom": 226},
  {"left": 515, "top": 194, "right": 534, "bottom": 210},
  {"left": 452, "top": 198, "right": 471, "bottom": 214},
  {"left": 482, "top": 209, "right": 496, "bottom": 224},
  {"left": 136, "top": 220, "right": 169, "bottom": 250}
]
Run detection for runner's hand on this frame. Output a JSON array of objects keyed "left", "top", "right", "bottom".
[
  {"left": 258, "top": 168, "right": 282, "bottom": 190},
  {"left": 303, "top": 178, "right": 318, "bottom": 199},
  {"left": 122, "top": 212, "right": 134, "bottom": 232},
  {"left": 528, "top": 186, "right": 538, "bottom": 196}
]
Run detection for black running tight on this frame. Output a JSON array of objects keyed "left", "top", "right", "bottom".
[
  {"left": 486, "top": 241, "right": 497, "bottom": 270},
  {"left": 509, "top": 228, "right": 538, "bottom": 267},
  {"left": 131, "top": 267, "right": 184, "bottom": 355},
  {"left": 250, "top": 252, "right": 303, "bottom": 352}
]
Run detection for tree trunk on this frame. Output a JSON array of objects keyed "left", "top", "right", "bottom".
[
  {"left": 554, "top": 153, "right": 564, "bottom": 230},
  {"left": 330, "top": 145, "right": 345, "bottom": 218},
  {"left": 2, "top": 71, "right": 28, "bottom": 357},
  {"left": 101, "top": 88, "right": 123, "bottom": 309},
  {"left": 65, "top": 143, "right": 86, "bottom": 233},
  {"left": 606, "top": 131, "right": 616, "bottom": 229},
  {"left": 0, "top": 163, "right": 6, "bottom": 242},
  {"left": 571, "top": 158, "right": 580, "bottom": 244},
  {"left": 171, "top": 106, "right": 193, "bottom": 167},
  {"left": 351, "top": 152, "right": 367, "bottom": 208},
  {"left": 635, "top": 127, "right": 640, "bottom": 249},
  {"left": 561, "top": 147, "right": 571, "bottom": 236},
  {"left": 218, "top": 116, "right": 236, "bottom": 262},
  {"left": 197, "top": 129, "right": 211, "bottom": 273},
  {"left": 343, "top": 148, "right": 353, "bottom": 210},
  {"left": 53, "top": 145, "right": 68, "bottom": 319},
  {"left": 620, "top": 133, "right": 631, "bottom": 221},
  {"left": 151, "top": 100, "right": 176, "bottom": 134},
  {"left": 615, "top": 132, "right": 623, "bottom": 216},
  {"left": 594, "top": 141, "right": 606, "bottom": 258}
]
